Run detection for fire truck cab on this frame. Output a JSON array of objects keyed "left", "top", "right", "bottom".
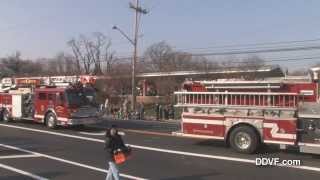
[{"left": 0, "top": 76, "right": 101, "bottom": 129}]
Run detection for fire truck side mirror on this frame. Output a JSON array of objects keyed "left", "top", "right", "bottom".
[{"left": 118, "top": 131, "right": 125, "bottom": 136}]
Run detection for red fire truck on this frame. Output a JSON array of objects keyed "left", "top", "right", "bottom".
[
  {"left": 174, "top": 74, "right": 320, "bottom": 154},
  {"left": 0, "top": 76, "right": 101, "bottom": 129}
]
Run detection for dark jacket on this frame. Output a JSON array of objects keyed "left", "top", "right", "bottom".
[{"left": 105, "top": 130, "right": 126, "bottom": 160}]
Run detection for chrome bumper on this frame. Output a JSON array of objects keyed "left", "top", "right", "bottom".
[{"left": 66, "top": 117, "right": 101, "bottom": 125}]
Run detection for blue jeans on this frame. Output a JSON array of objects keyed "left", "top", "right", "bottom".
[{"left": 106, "top": 161, "right": 120, "bottom": 180}]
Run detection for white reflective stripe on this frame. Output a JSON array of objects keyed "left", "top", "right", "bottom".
[
  {"left": 34, "top": 114, "right": 44, "bottom": 119},
  {"left": 264, "top": 140, "right": 294, "bottom": 145},
  {"left": 298, "top": 143, "right": 320, "bottom": 147},
  {"left": 0, "top": 163, "right": 49, "bottom": 180},
  {"left": 57, "top": 117, "right": 69, "bottom": 121},
  {"left": 300, "top": 90, "right": 314, "bottom": 96},
  {"left": 0, "top": 104, "right": 12, "bottom": 108},
  {"left": 298, "top": 114, "right": 320, "bottom": 118},
  {"left": 183, "top": 112, "right": 224, "bottom": 118},
  {"left": 263, "top": 123, "right": 296, "bottom": 140},
  {"left": 175, "top": 91, "right": 297, "bottom": 95},
  {"left": 79, "top": 132, "right": 105, "bottom": 136},
  {"left": 174, "top": 132, "right": 224, "bottom": 140},
  {"left": 183, "top": 118, "right": 224, "bottom": 125},
  {"left": 264, "top": 117, "right": 297, "bottom": 121}
]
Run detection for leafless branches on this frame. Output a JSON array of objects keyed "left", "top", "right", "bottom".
[{"left": 68, "top": 32, "right": 115, "bottom": 75}]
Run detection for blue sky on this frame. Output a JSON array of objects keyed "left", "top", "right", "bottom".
[{"left": 1, "top": 0, "right": 320, "bottom": 70}]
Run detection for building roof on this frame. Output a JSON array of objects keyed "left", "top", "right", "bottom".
[{"left": 136, "top": 65, "right": 284, "bottom": 79}]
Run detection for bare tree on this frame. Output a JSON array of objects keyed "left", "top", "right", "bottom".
[
  {"left": 90, "top": 32, "right": 116, "bottom": 74},
  {"left": 55, "top": 53, "right": 66, "bottom": 74},
  {"left": 0, "top": 51, "right": 48, "bottom": 77},
  {"left": 64, "top": 54, "right": 79, "bottom": 75},
  {"left": 289, "top": 69, "right": 308, "bottom": 76},
  {"left": 144, "top": 41, "right": 219, "bottom": 72},
  {"left": 240, "top": 55, "right": 265, "bottom": 70},
  {"left": 67, "top": 39, "right": 83, "bottom": 74},
  {"left": 68, "top": 32, "right": 115, "bottom": 75},
  {"left": 0, "top": 60, "right": 14, "bottom": 77},
  {"left": 25, "top": 61, "right": 45, "bottom": 76},
  {"left": 144, "top": 41, "right": 174, "bottom": 72},
  {"left": 43, "top": 52, "right": 80, "bottom": 75},
  {"left": 2, "top": 51, "right": 23, "bottom": 75},
  {"left": 171, "top": 52, "right": 193, "bottom": 71}
]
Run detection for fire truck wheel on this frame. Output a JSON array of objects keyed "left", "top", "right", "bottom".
[
  {"left": 229, "top": 126, "right": 259, "bottom": 154},
  {"left": 1, "top": 110, "right": 10, "bottom": 123},
  {"left": 45, "top": 112, "right": 57, "bottom": 129}
]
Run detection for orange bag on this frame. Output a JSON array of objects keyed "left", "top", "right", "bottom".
[
  {"left": 124, "top": 146, "right": 132, "bottom": 160},
  {"left": 114, "top": 152, "right": 126, "bottom": 164}
]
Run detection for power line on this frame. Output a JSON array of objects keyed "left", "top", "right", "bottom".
[
  {"left": 186, "top": 43, "right": 320, "bottom": 55},
  {"left": 224, "top": 55, "right": 320, "bottom": 64},
  {"left": 189, "top": 45, "right": 320, "bottom": 56},
  {"left": 4, "top": 46, "right": 320, "bottom": 68},
  {"left": 110, "top": 44, "right": 320, "bottom": 62},
  {"left": 113, "top": 37, "right": 320, "bottom": 58},
  {"left": 109, "top": 38, "right": 320, "bottom": 59},
  {"left": 2, "top": 55, "right": 319, "bottom": 74},
  {"left": 26, "top": 53, "right": 320, "bottom": 65},
  {"left": 130, "top": 55, "right": 320, "bottom": 67},
  {"left": 174, "top": 38, "right": 320, "bottom": 52},
  {"left": 112, "top": 55, "right": 320, "bottom": 64},
  {"left": 44, "top": 49, "right": 320, "bottom": 65}
]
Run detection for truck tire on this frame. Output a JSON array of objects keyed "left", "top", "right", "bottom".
[
  {"left": 45, "top": 112, "right": 57, "bottom": 129},
  {"left": 229, "top": 126, "right": 259, "bottom": 154},
  {"left": 1, "top": 109, "right": 10, "bottom": 123}
]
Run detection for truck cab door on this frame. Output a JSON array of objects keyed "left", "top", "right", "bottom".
[
  {"left": 55, "top": 92, "right": 66, "bottom": 118},
  {"left": 34, "top": 92, "right": 48, "bottom": 122},
  {"left": 47, "top": 94, "right": 56, "bottom": 110}
]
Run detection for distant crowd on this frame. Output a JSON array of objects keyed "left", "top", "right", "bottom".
[{"left": 101, "top": 97, "right": 174, "bottom": 121}]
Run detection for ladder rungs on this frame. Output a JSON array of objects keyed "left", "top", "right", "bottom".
[{"left": 175, "top": 92, "right": 298, "bottom": 108}]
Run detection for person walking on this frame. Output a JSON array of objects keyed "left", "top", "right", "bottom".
[
  {"left": 163, "top": 105, "right": 169, "bottom": 120},
  {"left": 104, "top": 97, "right": 109, "bottom": 115},
  {"left": 155, "top": 103, "right": 160, "bottom": 121},
  {"left": 168, "top": 104, "right": 174, "bottom": 120},
  {"left": 159, "top": 104, "right": 163, "bottom": 120},
  {"left": 122, "top": 99, "right": 128, "bottom": 120},
  {"left": 105, "top": 125, "right": 126, "bottom": 180},
  {"left": 138, "top": 103, "right": 144, "bottom": 120}
]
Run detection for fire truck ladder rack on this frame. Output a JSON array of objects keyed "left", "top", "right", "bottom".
[{"left": 174, "top": 91, "right": 299, "bottom": 110}]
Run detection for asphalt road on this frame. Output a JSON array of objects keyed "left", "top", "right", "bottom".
[{"left": 1, "top": 120, "right": 320, "bottom": 180}]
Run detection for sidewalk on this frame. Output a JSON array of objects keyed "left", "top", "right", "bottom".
[{"left": 92, "top": 116, "right": 180, "bottom": 134}]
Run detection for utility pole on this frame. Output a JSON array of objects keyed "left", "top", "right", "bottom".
[{"left": 129, "top": 0, "right": 148, "bottom": 112}]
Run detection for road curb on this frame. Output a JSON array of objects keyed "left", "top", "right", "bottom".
[{"left": 91, "top": 118, "right": 180, "bottom": 134}]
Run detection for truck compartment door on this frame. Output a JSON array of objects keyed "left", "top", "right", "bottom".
[
  {"left": 298, "top": 118, "right": 320, "bottom": 144},
  {"left": 12, "top": 94, "right": 22, "bottom": 118}
]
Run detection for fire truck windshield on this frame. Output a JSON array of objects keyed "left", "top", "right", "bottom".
[{"left": 65, "top": 89, "right": 97, "bottom": 107}]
